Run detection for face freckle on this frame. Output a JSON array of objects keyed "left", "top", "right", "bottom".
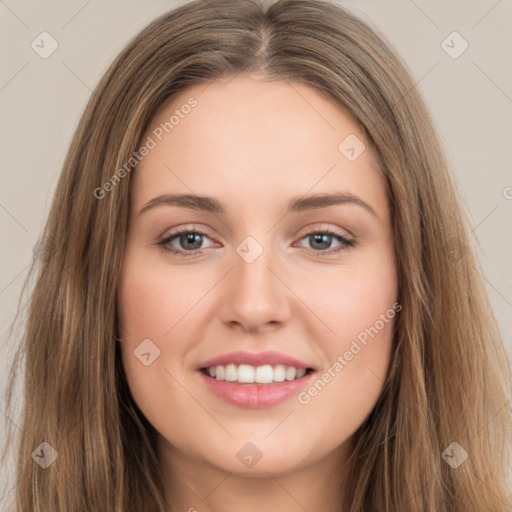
[{"left": 117, "top": 74, "right": 398, "bottom": 483}]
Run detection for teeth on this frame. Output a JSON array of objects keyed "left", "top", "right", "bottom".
[
  {"left": 238, "top": 364, "right": 255, "bottom": 383},
  {"left": 286, "top": 366, "right": 296, "bottom": 380},
  {"left": 204, "top": 364, "right": 309, "bottom": 384},
  {"left": 273, "top": 364, "right": 286, "bottom": 382},
  {"left": 253, "top": 365, "right": 271, "bottom": 383},
  {"left": 296, "top": 368, "right": 306, "bottom": 378},
  {"left": 225, "top": 363, "right": 237, "bottom": 381}
]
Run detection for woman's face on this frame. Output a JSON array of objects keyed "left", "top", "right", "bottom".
[{"left": 117, "top": 75, "right": 398, "bottom": 477}]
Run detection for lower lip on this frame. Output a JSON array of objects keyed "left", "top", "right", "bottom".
[{"left": 198, "top": 370, "right": 315, "bottom": 409}]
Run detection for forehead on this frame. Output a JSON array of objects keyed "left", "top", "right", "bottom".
[
  {"left": 133, "top": 75, "right": 386, "bottom": 218},
  {"left": 146, "top": 74, "right": 371, "bottom": 164}
]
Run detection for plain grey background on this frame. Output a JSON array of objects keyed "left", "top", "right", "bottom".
[{"left": 1, "top": 0, "right": 511, "bottom": 507}]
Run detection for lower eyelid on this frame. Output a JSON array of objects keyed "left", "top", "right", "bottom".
[{"left": 159, "top": 229, "right": 354, "bottom": 255}]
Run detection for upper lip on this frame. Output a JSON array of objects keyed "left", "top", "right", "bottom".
[{"left": 198, "top": 350, "right": 315, "bottom": 370}]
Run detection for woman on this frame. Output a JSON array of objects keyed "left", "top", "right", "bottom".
[{"left": 3, "top": 0, "right": 511, "bottom": 510}]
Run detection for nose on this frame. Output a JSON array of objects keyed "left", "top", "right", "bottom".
[{"left": 216, "top": 243, "right": 292, "bottom": 334}]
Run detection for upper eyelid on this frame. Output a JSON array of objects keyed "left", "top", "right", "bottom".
[
  {"left": 160, "top": 225, "right": 354, "bottom": 248},
  {"left": 160, "top": 224, "right": 352, "bottom": 241}
]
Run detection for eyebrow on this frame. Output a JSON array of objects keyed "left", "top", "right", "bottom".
[{"left": 138, "top": 191, "right": 378, "bottom": 218}]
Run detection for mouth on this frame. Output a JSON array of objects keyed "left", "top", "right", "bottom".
[
  {"left": 199, "top": 364, "right": 315, "bottom": 385},
  {"left": 196, "top": 351, "right": 317, "bottom": 408}
]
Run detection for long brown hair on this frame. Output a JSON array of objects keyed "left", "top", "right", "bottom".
[{"left": 3, "top": 0, "right": 511, "bottom": 510}]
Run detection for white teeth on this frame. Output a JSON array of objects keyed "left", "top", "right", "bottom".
[
  {"left": 285, "top": 366, "right": 297, "bottom": 381},
  {"left": 255, "top": 364, "right": 273, "bottom": 383},
  {"left": 273, "top": 364, "right": 286, "bottom": 382},
  {"left": 225, "top": 363, "right": 237, "bottom": 381},
  {"left": 238, "top": 364, "right": 255, "bottom": 383},
  {"left": 204, "top": 364, "right": 310, "bottom": 383}
]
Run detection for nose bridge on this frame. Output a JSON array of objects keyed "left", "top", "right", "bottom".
[
  {"left": 217, "top": 233, "right": 291, "bottom": 331},
  {"left": 233, "top": 233, "right": 279, "bottom": 303}
]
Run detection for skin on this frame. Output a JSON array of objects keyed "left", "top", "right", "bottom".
[{"left": 117, "top": 74, "right": 398, "bottom": 512}]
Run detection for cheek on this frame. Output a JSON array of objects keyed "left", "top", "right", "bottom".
[
  {"left": 116, "top": 254, "right": 184, "bottom": 394},
  {"left": 305, "top": 249, "right": 398, "bottom": 349},
  {"left": 117, "top": 255, "right": 201, "bottom": 437},
  {"left": 296, "top": 301, "right": 396, "bottom": 446},
  {"left": 294, "top": 252, "right": 397, "bottom": 432},
  {"left": 117, "top": 252, "right": 207, "bottom": 339}
]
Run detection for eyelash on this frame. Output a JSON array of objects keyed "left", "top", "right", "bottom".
[{"left": 157, "top": 226, "right": 356, "bottom": 258}]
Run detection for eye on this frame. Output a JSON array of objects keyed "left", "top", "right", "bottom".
[
  {"left": 157, "top": 226, "right": 355, "bottom": 257},
  {"left": 157, "top": 227, "right": 214, "bottom": 257},
  {"left": 295, "top": 228, "right": 355, "bottom": 255}
]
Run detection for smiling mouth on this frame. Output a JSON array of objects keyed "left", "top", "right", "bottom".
[{"left": 200, "top": 363, "right": 315, "bottom": 385}]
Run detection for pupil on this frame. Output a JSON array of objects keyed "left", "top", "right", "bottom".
[
  {"left": 312, "top": 233, "right": 331, "bottom": 250},
  {"left": 182, "top": 233, "right": 201, "bottom": 250}
]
